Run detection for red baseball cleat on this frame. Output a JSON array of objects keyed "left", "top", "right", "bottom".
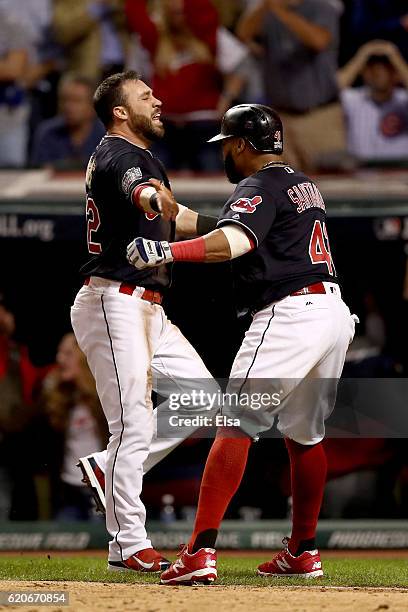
[
  {"left": 160, "top": 545, "right": 217, "bottom": 585},
  {"left": 108, "top": 548, "right": 171, "bottom": 572},
  {"left": 77, "top": 454, "right": 106, "bottom": 514},
  {"left": 257, "top": 543, "right": 323, "bottom": 578}
]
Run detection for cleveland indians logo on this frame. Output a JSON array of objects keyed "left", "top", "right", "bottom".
[{"left": 230, "top": 195, "right": 263, "bottom": 214}]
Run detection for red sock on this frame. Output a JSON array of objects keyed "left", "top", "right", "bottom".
[
  {"left": 285, "top": 438, "right": 327, "bottom": 555},
  {"left": 189, "top": 428, "right": 251, "bottom": 552}
]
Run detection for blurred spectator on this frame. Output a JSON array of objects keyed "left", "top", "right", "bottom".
[
  {"left": 53, "top": 0, "right": 128, "bottom": 81},
  {"left": 42, "top": 333, "right": 108, "bottom": 520},
  {"left": 2, "top": 0, "right": 61, "bottom": 92},
  {"left": 216, "top": 26, "right": 259, "bottom": 114},
  {"left": 351, "top": 0, "right": 408, "bottom": 62},
  {"left": 338, "top": 41, "right": 408, "bottom": 164},
  {"left": 212, "top": 0, "right": 246, "bottom": 30},
  {"left": 0, "top": 295, "right": 51, "bottom": 519},
  {"left": 237, "top": 0, "right": 346, "bottom": 172},
  {"left": 126, "top": 0, "right": 224, "bottom": 171},
  {"left": 322, "top": 439, "right": 399, "bottom": 518},
  {"left": 10, "top": 0, "right": 64, "bottom": 139},
  {"left": 0, "top": 5, "right": 30, "bottom": 167},
  {"left": 30, "top": 74, "right": 105, "bottom": 170}
]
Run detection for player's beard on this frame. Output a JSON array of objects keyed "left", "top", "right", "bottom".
[
  {"left": 224, "top": 151, "right": 245, "bottom": 184},
  {"left": 127, "top": 107, "right": 165, "bottom": 142}
]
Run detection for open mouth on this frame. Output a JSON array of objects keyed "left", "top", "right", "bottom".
[{"left": 152, "top": 112, "right": 162, "bottom": 123}]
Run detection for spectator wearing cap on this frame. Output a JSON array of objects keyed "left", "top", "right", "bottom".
[
  {"left": 338, "top": 40, "right": 408, "bottom": 164},
  {"left": 31, "top": 74, "right": 105, "bottom": 170},
  {"left": 53, "top": 0, "right": 128, "bottom": 81},
  {"left": 237, "top": 0, "right": 345, "bottom": 172}
]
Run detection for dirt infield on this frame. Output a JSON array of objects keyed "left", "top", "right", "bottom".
[{"left": 2, "top": 581, "right": 408, "bottom": 612}]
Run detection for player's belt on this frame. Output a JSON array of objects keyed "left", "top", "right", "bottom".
[
  {"left": 119, "top": 283, "right": 162, "bottom": 304},
  {"left": 83, "top": 277, "right": 163, "bottom": 304},
  {"left": 290, "top": 282, "right": 326, "bottom": 296}
]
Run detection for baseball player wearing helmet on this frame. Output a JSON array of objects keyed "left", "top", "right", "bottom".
[
  {"left": 126, "top": 104, "right": 356, "bottom": 583},
  {"left": 71, "top": 71, "right": 221, "bottom": 573}
]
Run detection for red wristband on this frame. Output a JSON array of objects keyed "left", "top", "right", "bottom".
[
  {"left": 132, "top": 183, "right": 151, "bottom": 210},
  {"left": 170, "top": 237, "right": 206, "bottom": 262}
]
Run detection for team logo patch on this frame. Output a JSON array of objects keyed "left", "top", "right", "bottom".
[
  {"left": 85, "top": 154, "right": 96, "bottom": 189},
  {"left": 274, "top": 130, "right": 283, "bottom": 151},
  {"left": 230, "top": 195, "right": 262, "bottom": 214},
  {"left": 122, "top": 167, "right": 143, "bottom": 195}
]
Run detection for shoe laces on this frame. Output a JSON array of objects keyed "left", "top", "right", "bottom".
[{"left": 177, "top": 543, "right": 188, "bottom": 557}]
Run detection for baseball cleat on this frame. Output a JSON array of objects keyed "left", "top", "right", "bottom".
[
  {"left": 160, "top": 545, "right": 217, "bottom": 585},
  {"left": 108, "top": 548, "right": 171, "bottom": 572},
  {"left": 257, "top": 545, "right": 323, "bottom": 578},
  {"left": 77, "top": 455, "right": 106, "bottom": 514}
]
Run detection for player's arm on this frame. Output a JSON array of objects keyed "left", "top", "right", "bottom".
[
  {"left": 175, "top": 205, "right": 219, "bottom": 237},
  {"left": 127, "top": 185, "right": 273, "bottom": 268},
  {"left": 131, "top": 181, "right": 178, "bottom": 221},
  {"left": 117, "top": 162, "right": 178, "bottom": 220},
  {"left": 148, "top": 178, "right": 218, "bottom": 236},
  {"left": 127, "top": 225, "right": 254, "bottom": 268}
]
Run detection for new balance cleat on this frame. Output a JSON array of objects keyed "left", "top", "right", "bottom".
[
  {"left": 257, "top": 546, "right": 323, "bottom": 578},
  {"left": 160, "top": 545, "right": 217, "bottom": 585}
]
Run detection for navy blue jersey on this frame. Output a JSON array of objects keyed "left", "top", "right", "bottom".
[
  {"left": 80, "top": 135, "right": 174, "bottom": 289},
  {"left": 217, "top": 162, "right": 337, "bottom": 312}
]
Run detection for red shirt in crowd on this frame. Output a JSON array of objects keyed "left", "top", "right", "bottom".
[{"left": 126, "top": 0, "right": 221, "bottom": 116}]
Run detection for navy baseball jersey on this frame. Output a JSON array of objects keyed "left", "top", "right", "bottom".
[
  {"left": 217, "top": 162, "right": 337, "bottom": 312},
  {"left": 80, "top": 134, "right": 174, "bottom": 289}
]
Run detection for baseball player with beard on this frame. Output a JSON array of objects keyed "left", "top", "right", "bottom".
[
  {"left": 125, "top": 104, "right": 356, "bottom": 583},
  {"left": 71, "top": 71, "right": 220, "bottom": 573}
]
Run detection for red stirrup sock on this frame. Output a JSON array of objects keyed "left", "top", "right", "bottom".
[
  {"left": 285, "top": 438, "right": 327, "bottom": 557},
  {"left": 189, "top": 428, "right": 251, "bottom": 553}
]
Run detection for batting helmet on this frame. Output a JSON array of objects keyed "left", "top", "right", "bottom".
[{"left": 208, "top": 104, "right": 283, "bottom": 154}]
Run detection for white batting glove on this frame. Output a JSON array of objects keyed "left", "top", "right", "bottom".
[{"left": 126, "top": 237, "right": 174, "bottom": 269}]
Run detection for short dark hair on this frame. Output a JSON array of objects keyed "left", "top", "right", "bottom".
[
  {"left": 58, "top": 73, "right": 96, "bottom": 99},
  {"left": 365, "top": 54, "right": 393, "bottom": 69},
  {"left": 93, "top": 70, "right": 141, "bottom": 128}
]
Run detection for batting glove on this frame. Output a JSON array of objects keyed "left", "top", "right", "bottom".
[{"left": 127, "top": 237, "right": 174, "bottom": 269}]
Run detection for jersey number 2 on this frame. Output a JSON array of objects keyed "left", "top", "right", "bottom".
[
  {"left": 309, "top": 220, "right": 334, "bottom": 275},
  {"left": 86, "top": 197, "right": 102, "bottom": 254}
]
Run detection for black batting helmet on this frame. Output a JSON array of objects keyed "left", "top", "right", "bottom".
[{"left": 208, "top": 104, "right": 283, "bottom": 154}]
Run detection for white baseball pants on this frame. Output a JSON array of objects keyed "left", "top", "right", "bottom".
[
  {"left": 226, "top": 283, "right": 356, "bottom": 444},
  {"left": 71, "top": 277, "right": 218, "bottom": 561}
]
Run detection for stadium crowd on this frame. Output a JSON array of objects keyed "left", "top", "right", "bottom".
[
  {"left": 1, "top": 0, "right": 408, "bottom": 522},
  {"left": 0, "top": 0, "right": 407, "bottom": 171}
]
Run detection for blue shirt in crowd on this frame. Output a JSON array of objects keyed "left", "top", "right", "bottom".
[{"left": 31, "top": 117, "right": 105, "bottom": 169}]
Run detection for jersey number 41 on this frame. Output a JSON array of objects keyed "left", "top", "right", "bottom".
[{"left": 309, "top": 220, "right": 335, "bottom": 276}]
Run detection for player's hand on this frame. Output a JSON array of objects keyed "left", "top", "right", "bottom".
[
  {"left": 127, "top": 237, "right": 174, "bottom": 269},
  {"left": 148, "top": 178, "right": 179, "bottom": 222}
]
